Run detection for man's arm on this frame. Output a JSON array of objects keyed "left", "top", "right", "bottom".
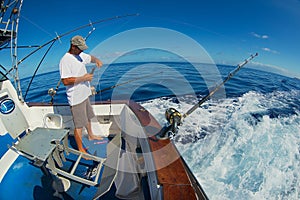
[
  {"left": 61, "top": 73, "right": 93, "bottom": 86},
  {"left": 91, "top": 55, "right": 103, "bottom": 67}
]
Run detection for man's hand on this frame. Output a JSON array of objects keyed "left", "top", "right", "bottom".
[
  {"left": 83, "top": 73, "right": 93, "bottom": 82},
  {"left": 91, "top": 55, "right": 103, "bottom": 68},
  {"left": 95, "top": 59, "right": 103, "bottom": 68}
]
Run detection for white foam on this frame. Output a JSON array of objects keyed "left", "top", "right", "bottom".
[{"left": 141, "top": 90, "right": 300, "bottom": 199}]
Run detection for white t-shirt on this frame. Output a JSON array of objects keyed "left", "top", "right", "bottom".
[{"left": 59, "top": 52, "right": 92, "bottom": 106}]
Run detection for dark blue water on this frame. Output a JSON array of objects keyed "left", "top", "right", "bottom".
[{"left": 21, "top": 62, "right": 300, "bottom": 105}]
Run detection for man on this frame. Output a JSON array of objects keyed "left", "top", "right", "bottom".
[{"left": 59, "top": 35, "right": 102, "bottom": 154}]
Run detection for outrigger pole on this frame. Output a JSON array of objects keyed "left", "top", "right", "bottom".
[
  {"left": 157, "top": 53, "right": 258, "bottom": 139},
  {"left": 5, "top": 13, "right": 138, "bottom": 101}
]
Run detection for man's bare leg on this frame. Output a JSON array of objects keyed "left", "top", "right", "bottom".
[
  {"left": 86, "top": 121, "right": 103, "bottom": 140},
  {"left": 74, "top": 128, "right": 88, "bottom": 153}
]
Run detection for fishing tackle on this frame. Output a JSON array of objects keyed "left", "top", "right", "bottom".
[
  {"left": 156, "top": 107, "right": 182, "bottom": 140},
  {"left": 157, "top": 53, "right": 258, "bottom": 140}
]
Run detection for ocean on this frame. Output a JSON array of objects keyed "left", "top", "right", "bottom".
[{"left": 21, "top": 62, "right": 300, "bottom": 199}]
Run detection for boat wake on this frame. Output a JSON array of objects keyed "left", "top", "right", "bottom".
[{"left": 141, "top": 89, "right": 300, "bottom": 200}]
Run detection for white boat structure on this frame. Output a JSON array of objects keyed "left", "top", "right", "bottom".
[{"left": 0, "top": 1, "right": 208, "bottom": 199}]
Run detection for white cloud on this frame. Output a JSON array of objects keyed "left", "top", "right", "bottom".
[
  {"left": 251, "top": 32, "right": 269, "bottom": 39},
  {"left": 262, "top": 47, "right": 280, "bottom": 54},
  {"left": 249, "top": 61, "right": 298, "bottom": 78},
  {"left": 251, "top": 61, "right": 284, "bottom": 72}
]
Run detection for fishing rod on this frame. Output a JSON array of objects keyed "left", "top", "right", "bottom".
[
  {"left": 49, "top": 79, "right": 61, "bottom": 105},
  {"left": 156, "top": 53, "right": 258, "bottom": 139}
]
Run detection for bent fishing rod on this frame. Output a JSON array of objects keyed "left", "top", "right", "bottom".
[
  {"left": 156, "top": 53, "right": 258, "bottom": 139},
  {"left": 12, "top": 13, "right": 138, "bottom": 101}
]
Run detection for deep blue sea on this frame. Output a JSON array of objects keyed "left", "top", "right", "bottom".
[{"left": 21, "top": 62, "right": 300, "bottom": 199}]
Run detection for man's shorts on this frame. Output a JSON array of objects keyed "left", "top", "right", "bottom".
[{"left": 71, "top": 98, "right": 95, "bottom": 128}]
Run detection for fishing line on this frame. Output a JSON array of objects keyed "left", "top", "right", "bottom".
[{"left": 20, "top": 15, "right": 55, "bottom": 38}]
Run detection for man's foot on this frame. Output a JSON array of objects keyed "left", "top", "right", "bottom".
[
  {"left": 78, "top": 148, "right": 93, "bottom": 160},
  {"left": 88, "top": 134, "right": 103, "bottom": 140},
  {"left": 78, "top": 147, "right": 88, "bottom": 154}
]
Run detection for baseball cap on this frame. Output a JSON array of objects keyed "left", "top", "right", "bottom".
[{"left": 71, "top": 35, "right": 88, "bottom": 50}]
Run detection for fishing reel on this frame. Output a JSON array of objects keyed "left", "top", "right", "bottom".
[
  {"left": 48, "top": 88, "right": 57, "bottom": 97},
  {"left": 156, "top": 108, "right": 182, "bottom": 140},
  {"left": 165, "top": 108, "right": 182, "bottom": 126}
]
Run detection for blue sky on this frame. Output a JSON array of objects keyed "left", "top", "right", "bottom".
[{"left": 7, "top": 0, "right": 300, "bottom": 78}]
